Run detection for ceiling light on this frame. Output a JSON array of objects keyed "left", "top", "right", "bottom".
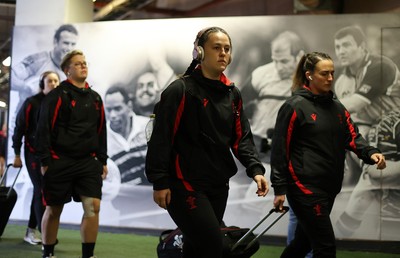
[{"left": 2, "top": 56, "right": 10, "bottom": 67}]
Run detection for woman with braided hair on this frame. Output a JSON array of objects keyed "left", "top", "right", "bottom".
[{"left": 145, "top": 27, "right": 268, "bottom": 257}]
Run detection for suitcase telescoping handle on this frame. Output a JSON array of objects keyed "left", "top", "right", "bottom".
[
  {"left": 0, "top": 164, "right": 23, "bottom": 197},
  {"left": 231, "top": 206, "right": 290, "bottom": 251}
]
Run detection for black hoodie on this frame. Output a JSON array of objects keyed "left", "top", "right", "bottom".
[
  {"left": 270, "top": 86, "right": 379, "bottom": 196},
  {"left": 12, "top": 92, "right": 45, "bottom": 155},
  {"left": 146, "top": 69, "right": 264, "bottom": 191},
  {"left": 36, "top": 80, "right": 108, "bottom": 166}
]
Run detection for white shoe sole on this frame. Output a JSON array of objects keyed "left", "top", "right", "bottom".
[{"left": 24, "top": 237, "right": 41, "bottom": 245}]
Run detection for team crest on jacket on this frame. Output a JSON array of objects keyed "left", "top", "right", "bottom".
[
  {"left": 186, "top": 195, "right": 197, "bottom": 210},
  {"left": 313, "top": 204, "right": 322, "bottom": 216},
  {"left": 94, "top": 101, "right": 100, "bottom": 110},
  {"left": 311, "top": 113, "right": 317, "bottom": 121},
  {"left": 202, "top": 98, "right": 209, "bottom": 107}
]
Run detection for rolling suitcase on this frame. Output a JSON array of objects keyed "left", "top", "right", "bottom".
[
  {"left": 156, "top": 206, "right": 289, "bottom": 258},
  {"left": 0, "top": 164, "right": 23, "bottom": 236},
  {"left": 227, "top": 206, "right": 290, "bottom": 257}
]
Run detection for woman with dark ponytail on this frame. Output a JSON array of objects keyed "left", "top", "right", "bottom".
[
  {"left": 146, "top": 27, "right": 268, "bottom": 257},
  {"left": 270, "top": 52, "right": 386, "bottom": 257},
  {"left": 12, "top": 71, "right": 60, "bottom": 246}
]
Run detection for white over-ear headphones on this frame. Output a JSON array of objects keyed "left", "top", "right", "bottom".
[{"left": 192, "top": 27, "right": 210, "bottom": 62}]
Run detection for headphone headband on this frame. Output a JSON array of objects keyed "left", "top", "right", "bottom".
[{"left": 192, "top": 27, "right": 213, "bottom": 61}]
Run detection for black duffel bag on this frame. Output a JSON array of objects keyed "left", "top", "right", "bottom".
[
  {"left": 157, "top": 226, "right": 259, "bottom": 258},
  {"left": 157, "top": 228, "right": 183, "bottom": 258}
]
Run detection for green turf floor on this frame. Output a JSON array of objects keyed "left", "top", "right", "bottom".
[{"left": 1, "top": 224, "right": 399, "bottom": 258}]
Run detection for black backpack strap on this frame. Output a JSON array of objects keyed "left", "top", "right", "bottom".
[
  {"left": 231, "top": 86, "right": 242, "bottom": 117},
  {"left": 153, "top": 77, "right": 187, "bottom": 115}
]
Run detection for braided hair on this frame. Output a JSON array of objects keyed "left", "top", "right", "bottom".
[{"left": 183, "top": 27, "right": 232, "bottom": 76}]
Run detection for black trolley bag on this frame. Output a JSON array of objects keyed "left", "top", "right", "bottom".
[
  {"left": 224, "top": 206, "right": 290, "bottom": 258},
  {"left": 0, "top": 164, "right": 23, "bottom": 236},
  {"left": 156, "top": 206, "right": 289, "bottom": 258}
]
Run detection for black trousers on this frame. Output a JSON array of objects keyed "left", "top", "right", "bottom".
[
  {"left": 281, "top": 192, "right": 336, "bottom": 258},
  {"left": 167, "top": 185, "right": 229, "bottom": 258},
  {"left": 25, "top": 149, "right": 45, "bottom": 232}
]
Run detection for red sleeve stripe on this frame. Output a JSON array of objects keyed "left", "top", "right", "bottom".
[
  {"left": 172, "top": 92, "right": 193, "bottom": 191},
  {"left": 232, "top": 98, "right": 243, "bottom": 156},
  {"left": 345, "top": 110, "right": 359, "bottom": 155},
  {"left": 286, "top": 111, "right": 297, "bottom": 160},
  {"left": 25, "top": 103, "right": 32, "bottom": 132},
  {"left": 172, "top": 94, "right": 185, "bottom": 144},
  {"left": 286, "top": 110, "right": 313, "bottom": 194},
  {"left": 175, "top": 154, "right": 194, "bottom": 191},
  {"left": 288, "top": 160, "right": 313, "bottom": 194},
  {"left": 51, "top": 97, "right": 62, "bottom": 130}
]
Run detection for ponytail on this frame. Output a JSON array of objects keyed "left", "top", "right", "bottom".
[
  {"left": 291, "top": 51, "right": 332, "bottom": 92},
  {"left": 292, "top": 55, "right": 307, "bottom": 92},
  {"left": 183, "top": 59, "right": 199, "bottom": 76}
]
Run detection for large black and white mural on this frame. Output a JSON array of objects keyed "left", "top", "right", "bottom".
[{"left": 7, "top": 13, "right": 400, "bottom": 241}]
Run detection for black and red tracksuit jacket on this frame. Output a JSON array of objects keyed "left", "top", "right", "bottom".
[
  {"left": 270, "top": 86, "right": 380, "bottom": 196},
  {"left": 35, "top": 80, "right": 108, "bottom": 166},
  {"left": 145, "top": 68, "right": 265, "bottom": 191},
  {"left": 12, "top": 92, "right": 45, "bottom": 155}
]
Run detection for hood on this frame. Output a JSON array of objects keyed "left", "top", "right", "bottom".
[
  {"left": 60, "top": 80, "right": 92, "bottom": 95},
  {"left": 294, "top": 85, "right": 335, "bottom": 105},
  {"left": 191, "top": 68, "right": 235, "bottom": 94}
]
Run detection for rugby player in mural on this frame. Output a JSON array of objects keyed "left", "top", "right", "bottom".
[
  {"left": 104, "top": 85, "right": 149, "bottom": 186},
  {"left": 241, "top": 31, "right": 307, "bottom": 240},
  {"left": 132, "top": 72, "right": 159, "bottom": 117},
  {"left": 337, "top": 111, "right": 400, "bottom": 237},
  {"left": 241, "top": 30, "right": 305, "bottom": 155},
  {"left": 333, "top": 25, "right": 400, "bottom": 237},
  {"left": 11, "top": 24, "right": 79, "bottom": 112},
  {"left": 132, "top": 47, "right": 177, "bottom": 117}
]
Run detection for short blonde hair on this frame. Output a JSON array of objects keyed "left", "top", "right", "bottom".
[{"left": 60, "top": 49, "right": 84, "bottom": 73}]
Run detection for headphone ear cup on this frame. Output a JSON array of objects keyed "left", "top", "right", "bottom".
[
  {"left": 193, "top": 45, "right": 204, "bottom": 61},
  {"left": 39, "top": 76, "right": 45, "bottom": 89}
]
